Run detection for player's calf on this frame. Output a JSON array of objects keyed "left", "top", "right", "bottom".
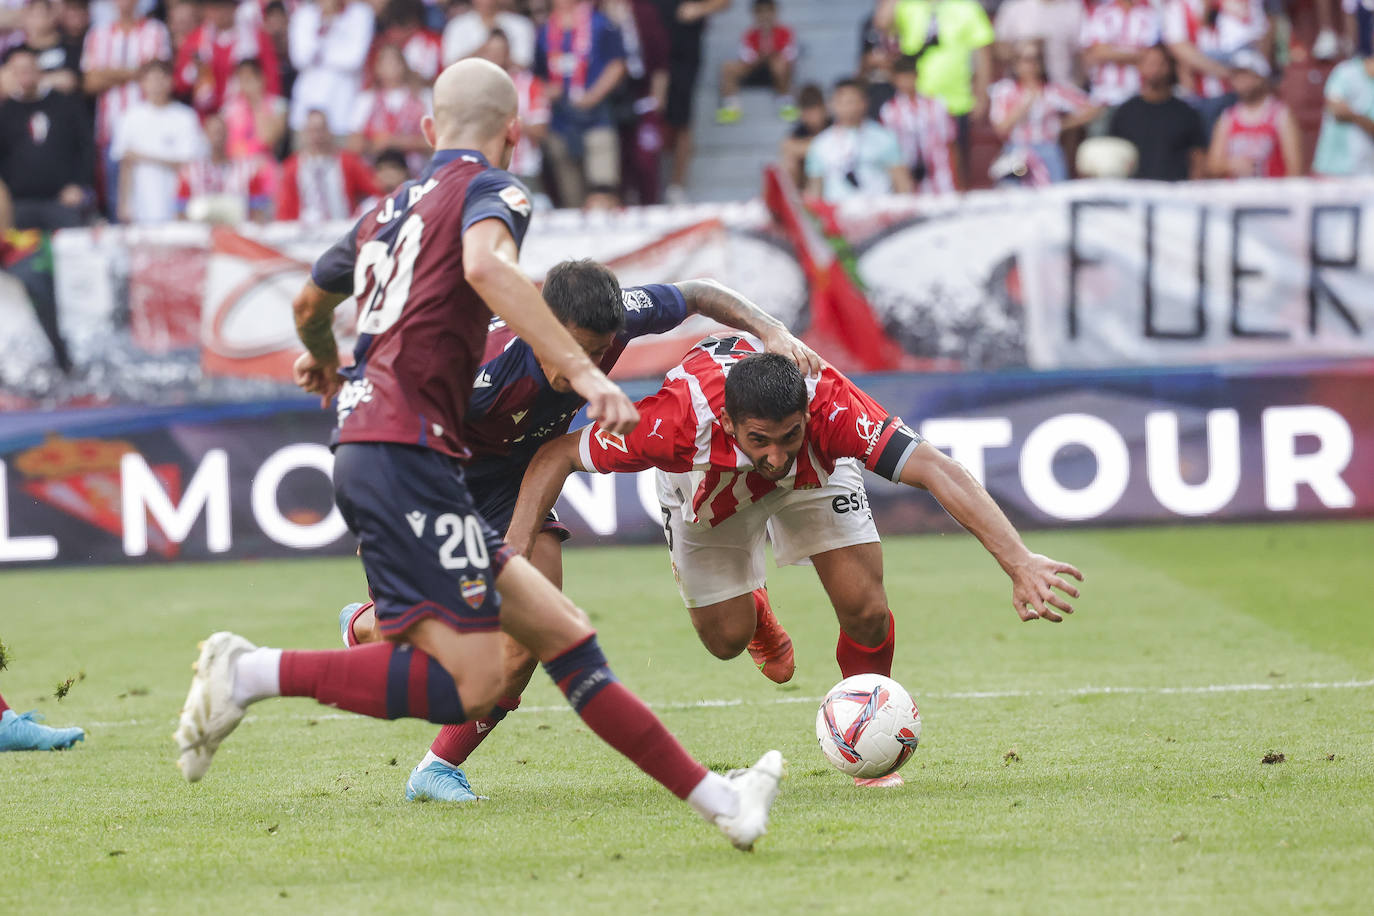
[{"left": 688, "top": 593, "right": 759, "bottom": 661}]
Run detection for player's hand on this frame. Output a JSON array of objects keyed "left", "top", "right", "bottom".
[
  {"left": 293, "top": 350, "right": 343, "bottom": 408},
  {"left": 569, "top": 363, "right": 639, "bottom": 436},
  {"left": 1009, "top": 554, "right": 1083, "bottom": 623},
  {"left": 760, "top": 327, "right": 823, "bottom": 376}
]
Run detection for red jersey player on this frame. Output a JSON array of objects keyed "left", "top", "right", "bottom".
[
  {"left": 508, "top": 336, "right": 1084, "bottom": 786},
  {"left": 172, "top": 60, "right": 784, "bottom": 852},
  {"left": 337, "top": 258, "right": 820, "bottom": 803}
]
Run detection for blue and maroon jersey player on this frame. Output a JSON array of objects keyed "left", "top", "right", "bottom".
[
  {"left": 310, "top": 148, "right": 534, "bottom": 456},
  {"left": 462, "top": 283, "right": 687, "bottom": 531}
]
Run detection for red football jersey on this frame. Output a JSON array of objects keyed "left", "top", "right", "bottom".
[{"left": 578, "top": 335, "right": 923, "bottom": 526}]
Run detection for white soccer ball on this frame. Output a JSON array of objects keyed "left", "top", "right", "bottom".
[{"left": 815, "top": 673, "right": 922, "bottom": 779}]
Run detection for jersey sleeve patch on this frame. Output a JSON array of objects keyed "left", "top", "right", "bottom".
[
  {"left": 621, "top": 283, "right": 690, "bottom": 338},
  {"left": 498, "top": 184, "right": 532, "bottom": 217},
  {"left": 461, "top": 170, "right": 535, "bottom": 248}
]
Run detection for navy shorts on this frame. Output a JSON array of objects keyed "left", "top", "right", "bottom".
[
  {"left": 468, "top": 471, "right": 570, "bottom": 544},
  {"left": 334, "top": 443, "right": 515, "bottom": 638}
]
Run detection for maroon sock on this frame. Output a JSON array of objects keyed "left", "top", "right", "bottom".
[
  {"left": 429, "top": 694, "right": 521, "bottom": 765},
  {"left": 544, "top": 635, "right": 706, "bottom": 799},
  {"left": 279, "top": 642, "right": 467, "bottom": 723},
  {"left": 0, "top": 691, "right": 9, "bottom": 714},
  {"left": 836, "top": 611, "right": 895, "bottom": 678}
]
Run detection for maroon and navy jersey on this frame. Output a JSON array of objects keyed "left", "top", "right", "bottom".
[
  {"left": 578, "top": 334, "right": 925, "bottom": 526},
  {"left": 310, "top": 149, "right": 534, "bottom": 459},
  {"left": 464, "top": 283, "right": 687, "bottom": 487}
]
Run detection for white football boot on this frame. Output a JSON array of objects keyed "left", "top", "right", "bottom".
[
  {"left": 714, "top": 750, "right": 786, "bottom": 851},
  {"left": 174, "top": 631, "right": 256, "bottom": 782}
]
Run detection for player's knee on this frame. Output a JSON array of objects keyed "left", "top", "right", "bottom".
[
  {"left": 838, "top": 595, "right": 891, "bottom": 643},
  {"left": 456, "top": 676, "right": 504, "bottom": 725},
  {"left": 355, "top": 608, "right": 380, "bottom": 643},
  {"left": 698, "top": 621, "right": 752, "bottom": 660}
]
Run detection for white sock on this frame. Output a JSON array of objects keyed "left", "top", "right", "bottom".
[
  {"left": 417, "top": 749, "right": 457, "bottom": 770},
  {"left": 686, "top": 771, "right": 739, "bottom": 821},
  {"left": 230, "top": 648, "right": 282, "bottom": 707}
]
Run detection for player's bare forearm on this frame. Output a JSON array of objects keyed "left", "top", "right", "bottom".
[
  {"left": 676, "top": 279, "right": 821, "bottom": 374},
  {"left": 901, "top": 443, "right": 1030, "bottom": 571},
  {"left": 465, "top": 222, "right": 596, "bottom": 385},
  {"left": 899, "top": 442, "right": 1083, "bottom": 621},
  {"left": 507, "top": 432, "right": 586, "bottom": 558},
  {"left": 465, "top": 219, "right": 638, "bottom": 433},
  {"left": 292, "top": 280, "right": 347, "bottom": 404},
  {"left": 293, "top": 280, "right": 345, "bottom": 363}
]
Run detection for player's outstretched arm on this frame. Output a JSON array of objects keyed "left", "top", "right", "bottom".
[
  {"left": 292, "top": 279, "right": 349, "bottom": 407},
  {"left": 675, "top": 279, "right": 822, "bottom": 375},
  {"left": 506, "top": 431, "right": 587, "bottom": 558},
  {"left": 464, "top": 219, "right": 638, "bottom": 434},
  {"left": 899, "top": 442, "right": 1084, "bottom": 623}
]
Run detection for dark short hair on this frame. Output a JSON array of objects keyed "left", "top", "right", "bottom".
[
  {"left": 542, "top": 259, "right": 625, "bottom": 335},
  {"left": 753, "top": 0, "right": 777, "bottom": 9},
  {"left": 374, "top": 148, "right": 409, "bottom": 172},
  {"left": 235, "top": 57, "right": 264, "bottom": 75},
  {"left": 140, "top": 58, "right": 172, "bottom": 77},
  {"left": 724, "top": 353, "right": 808, "bottom": 424},
  {"left": 833, "top": 77, "right": 865, "bottom": 96},
  {"left": 1142, "top": 43, "right": 1178, "bottom": 86},
  {"left": 893, "top": 54, "right": 919, "bottom": 75},
  {"left": 264, "top": 1, "right": 287, "bottom": 15},
  {"left": 798, "top": 83, "right": 825, "bottom": 108}
]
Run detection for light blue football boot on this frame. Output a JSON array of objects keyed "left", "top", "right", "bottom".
[
  {"left": 0, "top": 709, "right": 85, "bottom": 751},
  {"left": 405, "top": 759, "right": 479, "bottom": 803},
  {"left": 338, "top": 602, "right": 366, "bottom": 647}
]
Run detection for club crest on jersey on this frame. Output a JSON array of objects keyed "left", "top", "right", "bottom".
[
  {"left": 595, "top": 428, "right": 629, "bottom": 453},
  {"left": 336, "top": 377, "right": 375, "bottom": 425},
  {"left": 460, "top": 576, "right": 488, "bottom": 609},
  {"left": 622, "top": 288, "right": 654, "bottom": 312},
  {"left": 499, "top": 185, "right": 532, "bottom": 217},
  {"left": 855, "top": 413, "right": 881, "bottom": 447}
]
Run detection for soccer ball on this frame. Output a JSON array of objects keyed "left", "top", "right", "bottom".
[{"left": 815, "top": 674, "right": 922, "bottom": 779}]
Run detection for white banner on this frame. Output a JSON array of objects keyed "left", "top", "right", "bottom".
[
  {"left": 851, "top": 177, "right": 1374, "bottom": 370},
  {"left": 10, "top": 178, "right": 1373, "bottom": 408}
]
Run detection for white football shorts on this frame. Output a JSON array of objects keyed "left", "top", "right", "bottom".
[{"left": 656, "top": 459, "right": 880, "bottom": 608}]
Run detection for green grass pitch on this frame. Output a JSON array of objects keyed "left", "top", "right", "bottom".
[{"left": 2, "top": 521, "right": 1372, "bottom": 914}]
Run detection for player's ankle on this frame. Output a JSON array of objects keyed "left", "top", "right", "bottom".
[
  {"left": 231, "top": 647, "right": 283, "bottom": 707},
  {"left": 685, "top": 770, "right": 739, "bottom": 821},
  {"left": 418, "top": 749, "right": 459, "bottom": 769}
]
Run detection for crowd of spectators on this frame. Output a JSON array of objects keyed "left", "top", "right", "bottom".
[
  {"left": 772, "top": 0, "right": 1374, "bottom": 202},
  {"left": 0, "top": 0, "right": 739, "bottom": 229},
  {"left": 0, "top": 0, "right": 1370, "bottom": 227}
]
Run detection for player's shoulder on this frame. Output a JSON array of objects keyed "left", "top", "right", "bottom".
[
  {"left": 807, "top": 364, "right": 862, "bottom": 408},
  {"left": 464, "top": 166, "right": 533, "bottom": 210}
]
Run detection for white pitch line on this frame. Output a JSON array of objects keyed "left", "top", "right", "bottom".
[{"left": 83, "top": 677, "right": 1374, "bottom": 730}]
